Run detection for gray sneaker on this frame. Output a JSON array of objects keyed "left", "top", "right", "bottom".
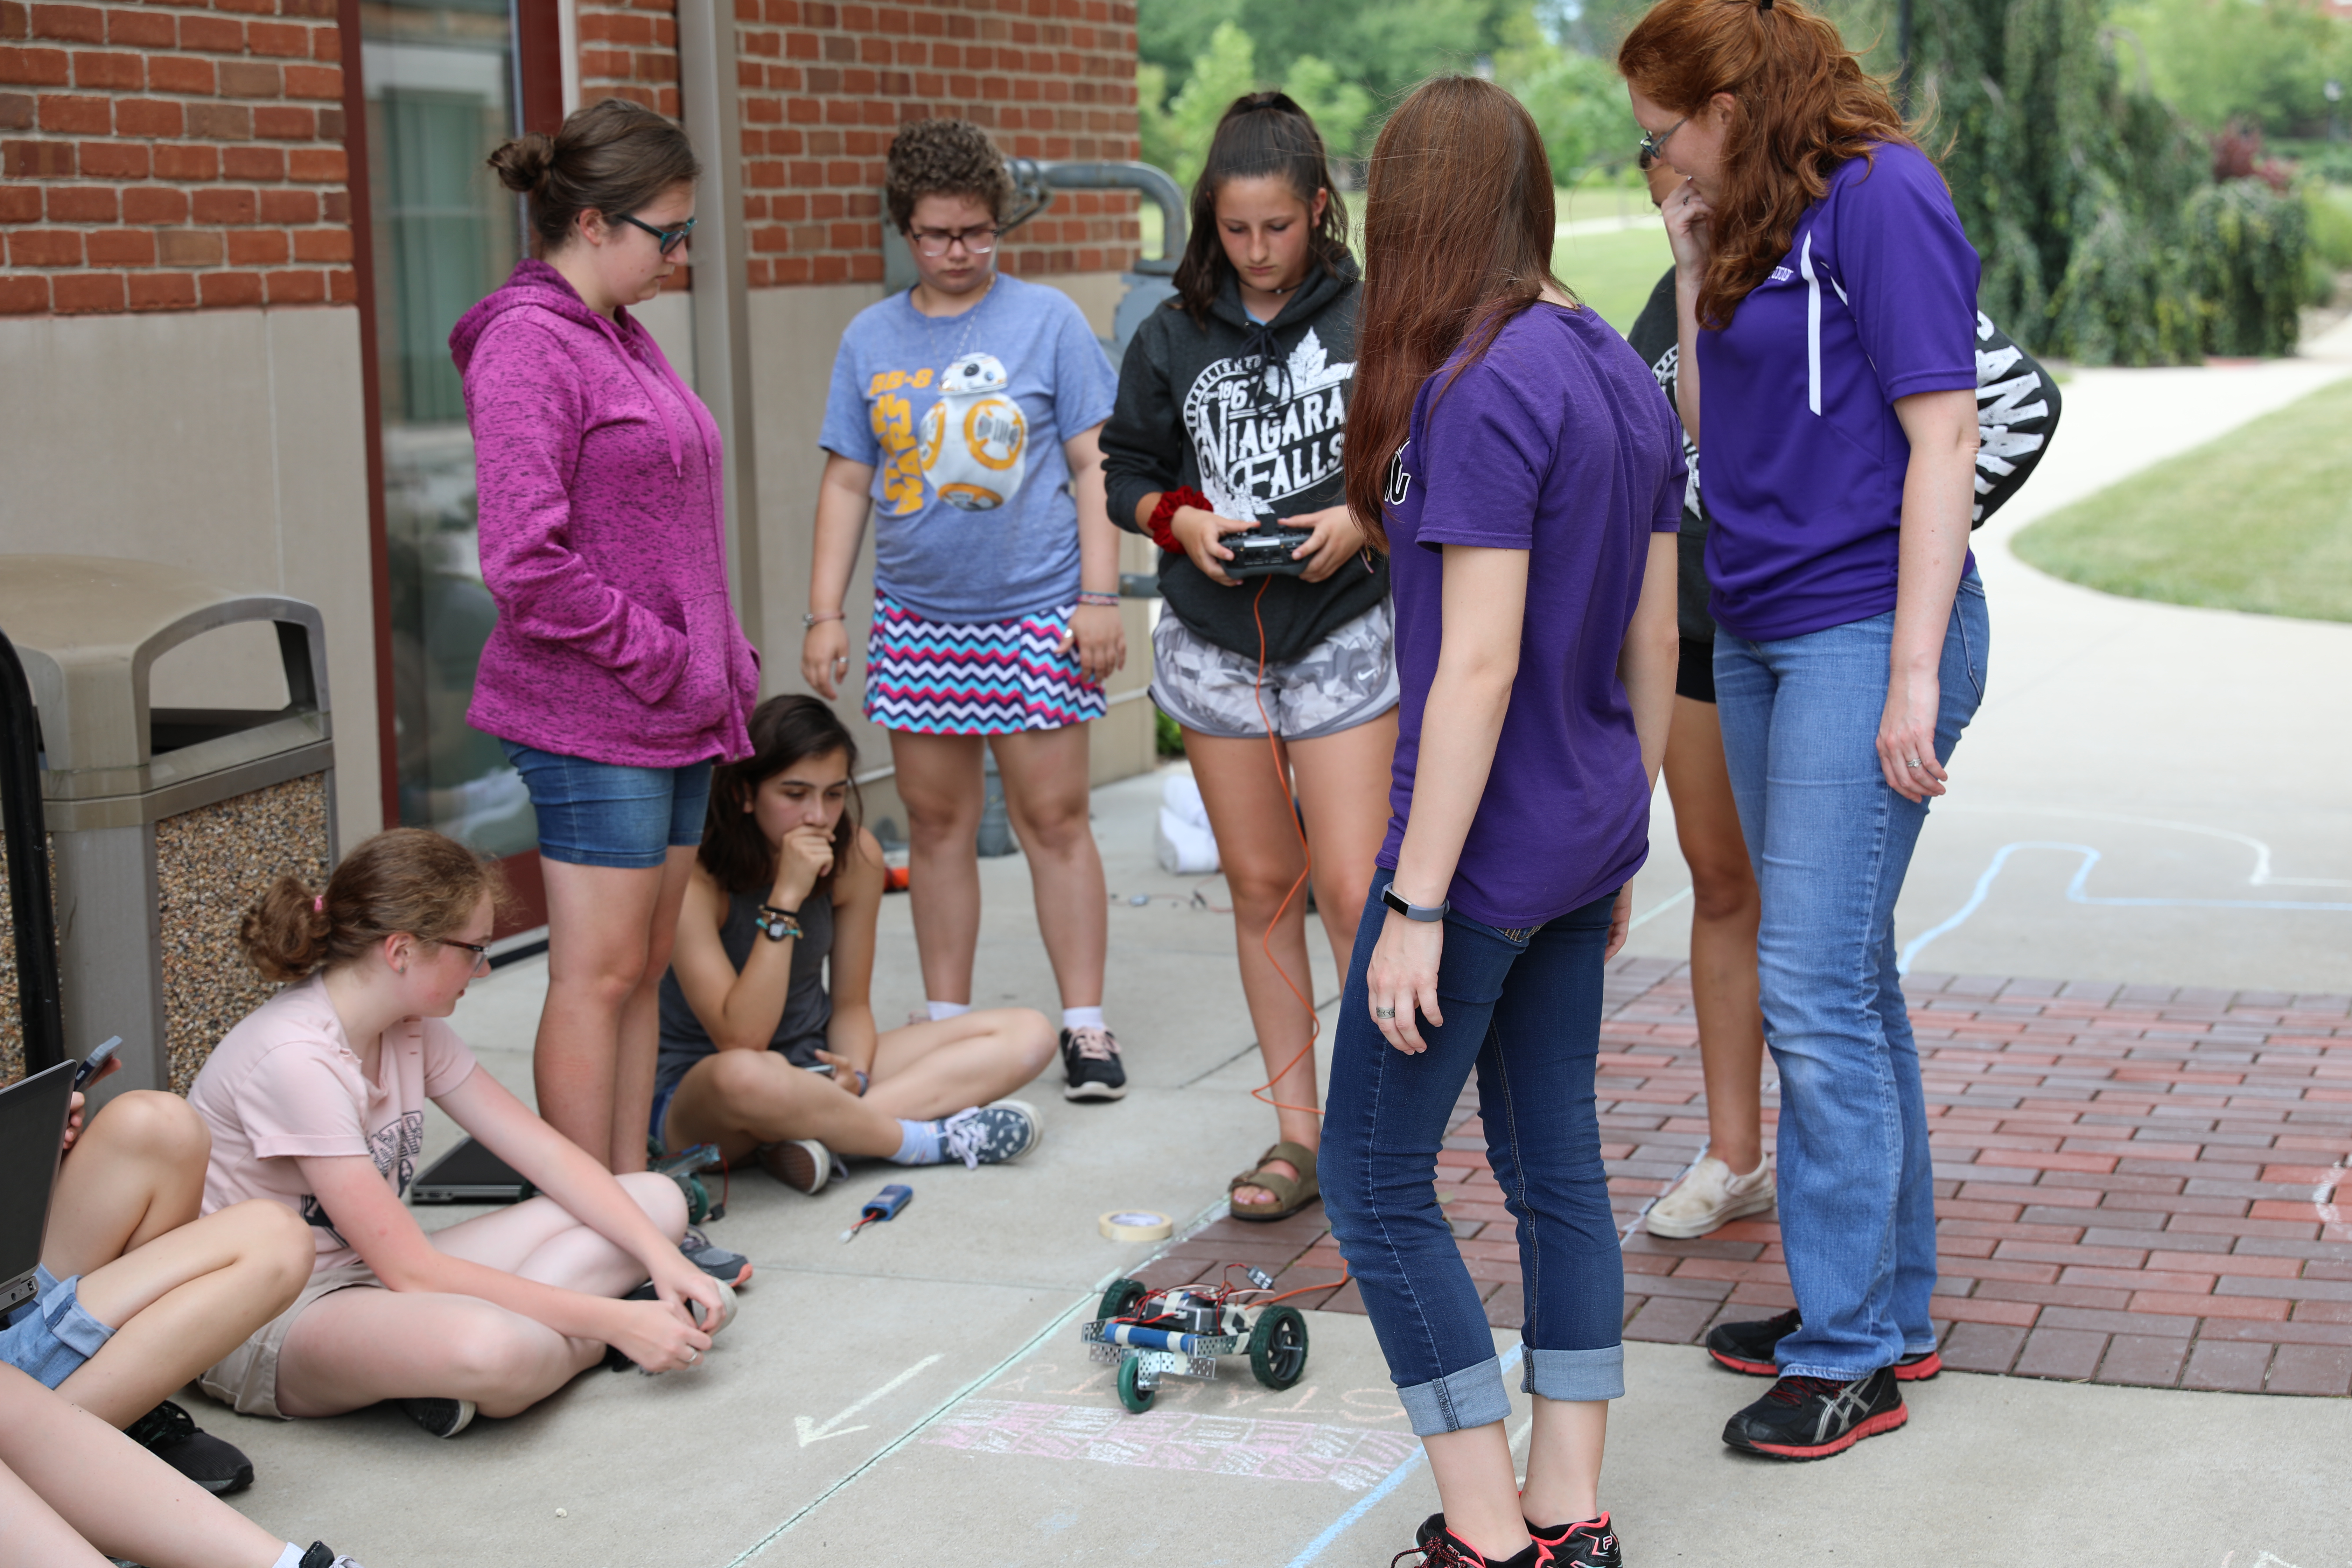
[
  {"left": 939, "top": 1100, "right": 1042, "bottom": 1168},
  {"left": 680, "top": 1226, "right": 751, "bottom": 1287}
]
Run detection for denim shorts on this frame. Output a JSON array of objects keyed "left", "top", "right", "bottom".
[
  {"left": 0, "top": 1267, "right": 113, "bottom": 1387},
  {"left": 501, "top": 742, "right": 714, "bottom": 870}
]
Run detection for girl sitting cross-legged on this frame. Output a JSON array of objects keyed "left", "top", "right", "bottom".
[
  {"left": 190, "top": 829, "right": 730, "bottom": 1440},
  {"left": 653, "top": 694, "right": 1054, "bottom": 1189}
]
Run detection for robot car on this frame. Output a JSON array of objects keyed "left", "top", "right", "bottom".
[{"left": 1082, "top": 1266, "right": 1310, "bottom": 1413}]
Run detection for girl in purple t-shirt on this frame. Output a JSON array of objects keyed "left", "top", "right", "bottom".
[
  {"left": 1321, "top": 78, "right": 1681, "bottom": 1568},
  {"left": 1622, "top": 0, "right": 1989, "bottom": 1463}
]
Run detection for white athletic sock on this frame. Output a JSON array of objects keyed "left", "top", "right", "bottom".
[
  {"left": 271, "top": 1546, "right": 309, "bottom": 1568},
  {"left": 1062, "top": 1005, "right": 1105, "bottom": 1032},
  {"left": 888, "top": 1118, "right": 943, "bottom": 1166},
  {"left": 926, "top": 999, "right": 971, "bottom": 1022}
]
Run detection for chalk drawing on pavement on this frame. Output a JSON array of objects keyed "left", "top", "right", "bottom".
[{"left": 923, "top": 1399, "right": 1419, "bottom": 1490}]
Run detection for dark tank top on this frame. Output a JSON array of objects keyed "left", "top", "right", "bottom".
[{"left": 656, "top": 887, "right": 835, "bottom": 1097}]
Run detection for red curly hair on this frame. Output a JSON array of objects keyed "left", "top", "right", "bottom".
[{"left": 1618, "top": 0, "right": 1919, "bottom": 330}]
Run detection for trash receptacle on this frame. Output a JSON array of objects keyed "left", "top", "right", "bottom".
[{"left": 0, "top": 556, "right": 335, "bottom": 1096}]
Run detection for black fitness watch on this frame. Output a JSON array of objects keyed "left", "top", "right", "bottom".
[
  {"left": 1380, "top": 886, "right": 1449, "bottom": 923},
  {"left": 755, "top": 904, "right": 803, "bottom": 942}
]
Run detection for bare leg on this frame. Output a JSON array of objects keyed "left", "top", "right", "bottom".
[
  {"left": 273, "top": 1174, "right": 684, "bottom": 1420},
  {"left": 1519, "top": 1396, "right": 1608, "bottom": 1530},
  {"left": 535, "top": 858, "right": 672, "bottom": 1171},
  {"left": 56, "top": 1200, "right": 313, "bottom": 1426},
  {"left": 42, "top": 1091, "right": 207, "bottom": 1278},
  {"left": 0, "top": 1365, "right": 287, "bottom": 1568},
  {"left": 664, "top": 1050, "right": 915, "bottom": 1163},
  {"left": 1423, "top": 1423, "right": 1531, "bottom": 1561},
  {"left": 612, "top": 846, "right": 698, "bottom": 1172},
  {"left": 1184, "top": 730, "right": 1320, "bottom": 1205},
  {"left": 991, "top": 724, "right": 1106, "bottom": 1011},
  {"left": 862, "top": 1008, "right": 1057, "bottom": 1119},
  {"left": 890, "top": 730, "right": 987, "bottom": 1006},
  {"left": 1664, "top": 695, "right": 1766, "bottom": 1174}
]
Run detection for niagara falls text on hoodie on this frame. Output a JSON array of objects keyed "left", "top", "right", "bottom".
[
  {"left": 449, "top": 259, "right": 758, "bottom": 769},
  {"left": 1100, "top": 257, "right": 1387, "bottom": 667}
]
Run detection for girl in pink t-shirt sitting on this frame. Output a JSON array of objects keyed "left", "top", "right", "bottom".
[{"left": 188, "top": 829, "right": 729, "bottom": 1438}]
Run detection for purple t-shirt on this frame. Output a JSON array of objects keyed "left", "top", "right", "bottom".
[
  {"left": 1376, "top": 303, "right": 1685, "bottom": 929},
  {"left": 1696, "top": 142, "right": 1981, "bottom": 642}
]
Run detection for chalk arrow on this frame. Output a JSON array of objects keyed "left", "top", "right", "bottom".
[{"left": 794, "top": 1353, "right": 943, "bottom": 1447}]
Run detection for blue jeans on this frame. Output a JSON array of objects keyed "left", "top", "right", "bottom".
[
  {"left": 1321, "top": 870, "right": 1625, "bottom": 1438},
  {"left": 500, "top": 742, "right": 713, "bottom": 870},
  {"left": 1712, "top": 571, "right": 1989, "bottom": 1380}
]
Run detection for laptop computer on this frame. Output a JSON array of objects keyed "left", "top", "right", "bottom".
[
  {"left": 0, "top": 1060, "right": 78, "bottom": 1317},
  {"left": 409, "top": 1136, "right": 535, "bottom": 1205}
]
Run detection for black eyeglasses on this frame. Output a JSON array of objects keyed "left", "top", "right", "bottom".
[
  {"left": 908, "top": 225, "right": 1000, "bottom": 258},
  {"left": 435, "top": 937, "right": 491, "bottom": 962},
  {"left": 617, "top": 212, "right": 696, "bottom": 255},
  {"left": 1638, "top": 116, "right": 1688, "bottom": 166}
]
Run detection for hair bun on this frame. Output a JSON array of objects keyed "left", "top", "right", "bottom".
[{"left": 488, "top": 132, "right": 556, "bottom": 195}]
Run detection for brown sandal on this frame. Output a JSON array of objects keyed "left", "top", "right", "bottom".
[{"left": 1227, "top": 1140, "right": 1319, "bottom": 1222}]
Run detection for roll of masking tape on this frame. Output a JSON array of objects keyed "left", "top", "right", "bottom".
[{"left": 1099, "top": 1209, "right": 1174, "bottom": 1242}]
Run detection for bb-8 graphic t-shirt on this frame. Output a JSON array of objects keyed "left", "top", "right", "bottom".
[{"left": 820, "top": 274, "right": 1119, "bottom": 623}]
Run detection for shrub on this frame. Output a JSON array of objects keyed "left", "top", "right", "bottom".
[{"left": 2185, "top": 177, "right": 2310, "bottom": 354}]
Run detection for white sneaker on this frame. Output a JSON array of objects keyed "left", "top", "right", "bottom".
[{"left": 1643, "top": 1152, "right": 1775, "bottom": 1239}]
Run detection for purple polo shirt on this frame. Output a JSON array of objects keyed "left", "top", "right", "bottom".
[
  {"left": 1377, "top": 303, "right": 1685, "bottom": 929},
  {"left": 1697, "top": 142, "right": 1981, "bottom": 642}
]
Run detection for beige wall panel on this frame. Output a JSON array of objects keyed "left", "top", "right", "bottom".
[
  {"left": 0, "top": 306, "right": 381, "bottom": 848},
  {"left": 634, "top": 289, "right": 697, "bottom": 386},
  {"left": 740, "top": 273, "right": 1154, "bottom": 797}
]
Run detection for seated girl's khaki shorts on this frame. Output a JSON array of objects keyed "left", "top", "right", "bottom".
[{"left": 199, "top": 1261, "right": 382, "bottom": 1419}]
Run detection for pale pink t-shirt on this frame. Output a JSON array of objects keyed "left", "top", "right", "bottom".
[{"left": 189, "top": 975, "right": 479, "bottom": 1274}]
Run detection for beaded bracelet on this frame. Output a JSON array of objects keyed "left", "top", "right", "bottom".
[
  {"left": 1076, "top": 590, "right": 1120, "bottom": 608},
  {"left": 1147, "top": 485, "right": 1212, "bottom": 552}
]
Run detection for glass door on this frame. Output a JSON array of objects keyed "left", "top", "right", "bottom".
[{"left": 362, "top": 0, "right": 538, "bottom": 861}]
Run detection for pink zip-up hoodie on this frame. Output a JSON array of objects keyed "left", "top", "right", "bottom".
[{"left": 450, "top": 259, "right": 758, "bottom": 769}]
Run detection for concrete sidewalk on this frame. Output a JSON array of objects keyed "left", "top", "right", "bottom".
[{"left": 201, "top": 335, "right": 2352, "bottom": 1567}]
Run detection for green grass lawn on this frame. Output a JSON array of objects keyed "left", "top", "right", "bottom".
[
  {"left": 2011, "top": 374, "right": 2352, "bottom": 624},
  {"left": 1554, "top": 223, "right": 1674, "bottom": 338}
]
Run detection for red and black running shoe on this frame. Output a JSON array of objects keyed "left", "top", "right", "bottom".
[
  {"left": 1705, "top": 1310, "right": 1942, "bottom": 1381},
  {"left": 1526, "top": 1513, "right": 1622, "bottom": 1568},
  {"left": 1400, "top": 1513, "right": 1550, "bottom": 1568},
  {"left": 1722, "top": 1367, "right": 1907, "bottom": 1461}
]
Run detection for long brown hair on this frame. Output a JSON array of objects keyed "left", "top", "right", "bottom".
[
  {"left": 1171, "top": 92, "right": 1352, "bottom": 324},
  {"left": 238, "top": 828, "right": 514, "bottom": 983},
  {"left": 1617, "top": 0, "right": 1914, "bottom": 330},
  {"left": 1342, "top": 76, "right": 1563, "bottom": 550},
  {"left": 700, "top": 695, "right": 862, "bottom": 897}
]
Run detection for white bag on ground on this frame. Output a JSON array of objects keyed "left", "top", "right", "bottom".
[{"left": 1154, "top": 773, "right": 1220, "bottom": 874}]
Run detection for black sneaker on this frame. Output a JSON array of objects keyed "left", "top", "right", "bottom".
[
  {"left": 296, "top": 1547, "right": 369, "bottom": 1568},
  {"left": 1060, "top": 1026, "right": 1127, "bottom": 1101},
  {"left": 398, "top": 1396, "right": 476, "bottom": 1438},
  {"left": 123, "top": 1400, "right": 253, "bottom": 1495},
  {"left": 1722, "top": 1367, "right": 1906, "bottom": 1460},
  {"left": 1706, "top": 1309, "right": 1942, "bottom": 1380},
  {"left": 1403, "top": 1513, "right": 1547, "bottom": 1567},
  {"left": 1528, "top": 1514, "right": 1622, "bottom": 1568}
]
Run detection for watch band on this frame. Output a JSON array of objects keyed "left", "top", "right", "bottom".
[
  {"left": 1380, "top": 886, "right": 1449, "bottom": 923},
  {"left": 755, "top": 904, "right": 803, "bottom": 941}
]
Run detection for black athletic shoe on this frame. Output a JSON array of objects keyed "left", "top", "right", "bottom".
[
  {"left": 1528, "top": 1514, "right": 1622, "bottom": 1568},
  {"left": 1060, "top": 1026, "right": 1127, "bottom": 1101},
  {"left": 398, "top": 1396, "right": 476, "bottom": 1438},
  {"left": 124, "top": 1399, "right": 253, "bottom": 1496},
  {"left": 1722, "top": 1367, "right": 1906, "bottom": 1461},
  {"left": 1402, "top": 1514, "right": 1547, "bottom": 1567},
  {"left": 1706, "top": 1309, "right": 1942, "bottom": 1380}
]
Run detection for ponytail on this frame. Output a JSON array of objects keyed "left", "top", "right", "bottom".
[{"left": 236, "top": 828, "right": 512, "bottom": 983}]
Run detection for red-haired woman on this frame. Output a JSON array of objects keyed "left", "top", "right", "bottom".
[
  {"left": 1320, "top": 78, "right": 1681, "bottom": 1568},
  {"left": 1620, "top": 0, "right": 1988, "bottom": 1462}
]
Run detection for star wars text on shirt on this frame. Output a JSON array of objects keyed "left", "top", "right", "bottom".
[{"left": 1180, "top": 327, "right": 1354, "bottom": 520}]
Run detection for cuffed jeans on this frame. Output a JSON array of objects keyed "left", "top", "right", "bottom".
[
  {"left": 1713, "top": 570, "right": 1989, "bottom": 1381},
  {"left": 1321, "top": 870, "right": 1625, "bottom": 1438}
]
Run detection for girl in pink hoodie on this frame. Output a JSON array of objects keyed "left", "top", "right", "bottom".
[{"left": 453, "top": 98, "right": 758, "bottom": 1189}]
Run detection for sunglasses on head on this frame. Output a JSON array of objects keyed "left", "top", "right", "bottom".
[{"left": 616, "top": 212, "right": 696, "bottom": 255}]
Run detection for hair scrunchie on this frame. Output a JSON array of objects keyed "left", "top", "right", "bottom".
[{"left": 313, "top": 895, "right": 325, "bottom": 914}]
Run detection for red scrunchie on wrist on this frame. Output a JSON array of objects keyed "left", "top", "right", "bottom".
[{"left": 1147, "top": 486, "right": 1212, "bottom": 553}]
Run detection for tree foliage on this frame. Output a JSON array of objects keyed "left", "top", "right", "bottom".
[
  {"left": 1138, "top": 23, "right": 1373, "bottom": 191},
  {"left": 2113, "top": 0, "right": 2352, "bottom": 139}
]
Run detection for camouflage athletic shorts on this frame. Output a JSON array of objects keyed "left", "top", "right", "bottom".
[{"left": 1149, "top": 598, "right": 1399, "bottom": 742}]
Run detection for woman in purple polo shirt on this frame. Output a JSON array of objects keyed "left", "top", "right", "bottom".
[
  {"left": 1321, "top": 78, "right": 1680, "bottom": 1568},
  {"left": 1621, "top": 0, "right": 1988, "bottom": 1461}
]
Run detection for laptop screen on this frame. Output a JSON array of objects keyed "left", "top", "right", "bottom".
[{"left": 0, "top": 1062, "right": 77, "bottom": 1306}]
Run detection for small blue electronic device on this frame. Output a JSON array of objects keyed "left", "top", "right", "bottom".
[{"left": 840, "top": 1183, "right": 913, "bottom": 1242}]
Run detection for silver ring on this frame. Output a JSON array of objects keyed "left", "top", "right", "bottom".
[
  {"left": 1373, "top": 1006, "right": 1396, "bottom": 1020},
  {"left": 687, "top": 1348, "right": 699, "bottom": 1362},
  {"left": 1905, "top": 758, "right": 1922, "bottom": 768}
]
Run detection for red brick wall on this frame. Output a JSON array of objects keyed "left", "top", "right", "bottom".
[
  {"left": 0, "top": 0, "right": 352, "bottom": 315},
  {"left": 734, "top": 0, "right": 1139, "bottom": 288},
  {"left": 577, "top": 0, "right": 678, "bottom": 117}
]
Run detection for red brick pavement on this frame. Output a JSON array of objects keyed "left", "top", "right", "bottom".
[{"left": 1141, "top": 958, "right": 2352, "bottom": 1398}]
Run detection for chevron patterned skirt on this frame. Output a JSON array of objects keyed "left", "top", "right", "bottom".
[{"left": 862, "top": 590, "right": 1108, "bottom": 735}]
